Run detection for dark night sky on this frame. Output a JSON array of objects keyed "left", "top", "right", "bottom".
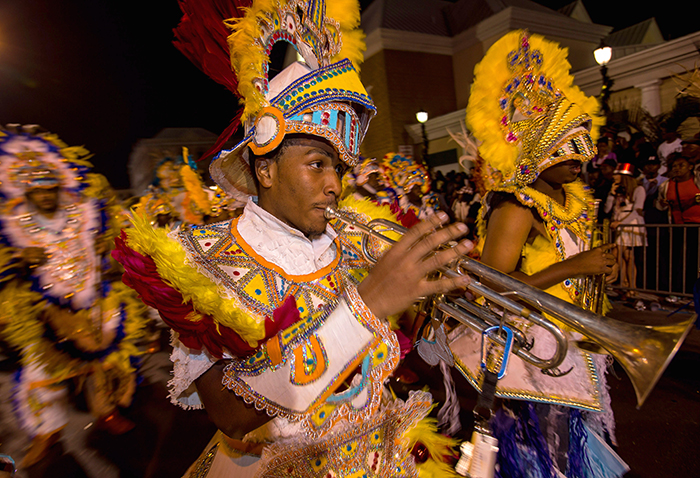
[{"left": 0, "top": 0, "right": 694, "bottom": 189}]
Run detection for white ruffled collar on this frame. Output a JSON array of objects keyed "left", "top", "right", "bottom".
[{"left": 236, "top": 197, "right": 338, "bottom": 275}]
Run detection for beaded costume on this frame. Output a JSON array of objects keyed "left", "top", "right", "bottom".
[
  {"left": 114, "top": 1, "right": 458, "bottom": 476},
  {"left": 447, "top": 31, "right": 627, "bottom": 477},
  {"left": 0, "top": 126, "right": 147, "bottom": 448}
]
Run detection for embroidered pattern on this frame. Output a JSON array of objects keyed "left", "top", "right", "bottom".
[
  {"left": 176, "top": 217, "right": 357, "bottom": 319},
  {"left": 189, "top": 443, "right": 219, "bottom": 478},
  {"left": 255, "top": 391, "right": 433, "bottom": 478},
  {"left": 222, "top": 284, "right": 400, "bottom": 439},
  {"left": 176, "top": 214, "right": 399, "bottom": 439},
  {"left": 514, "top": 180, "right": 594, "bottom": 305}
]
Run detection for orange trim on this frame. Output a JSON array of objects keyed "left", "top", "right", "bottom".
[
  {"left": 248, "top": 106, "right": 286, "bottom": 156},
  {"left": 310, "top": 336, "right": 380, "bottom": 408},
  {"left": 229, "top": 216, "right": 342, "bottom": 281},
  {"left": 291, "top": 335, "right": 327, "bottom": 384},
  {"left": 265, "top": 334, "right": 284, "bottom": 367}
]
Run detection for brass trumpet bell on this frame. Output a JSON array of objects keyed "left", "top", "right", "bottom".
[{"left": 325, "top": 206, "right": 696, "bottom": 408}]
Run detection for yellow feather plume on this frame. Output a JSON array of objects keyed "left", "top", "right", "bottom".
[
  {"left": 180, "top": 163, "right": 212, "bottom": 214},
  {"left": 227, "top": 0, "right": 366, "bottom": 122},
  {"left": 466, "top": 30, "right": 603, "bottom": 182},
  {"left": 403, "top": 415, "right": 461, "bottom": 478},
  {"left": 0, "top": 279, "right": 147, "bottom": 385},
  {"left": 227, "top": 0, "right": 280, "bottom": 121},
  {"left": 327, "top": 0, "right": 365, "bottom": 70}
]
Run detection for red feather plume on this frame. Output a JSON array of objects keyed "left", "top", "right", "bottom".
[
  {"left": 173, "top": 0, "right": 251, "bottom": 96},
  {"left": 173, "top": 0, "right": 252, "bottom": 160}
]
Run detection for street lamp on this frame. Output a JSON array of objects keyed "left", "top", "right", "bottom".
[
  {"left": 594, "top": 41, "right": 614, "bottom": 122},
  {"left": 416, "top": 109, "right": 428, "bottom": 164}
]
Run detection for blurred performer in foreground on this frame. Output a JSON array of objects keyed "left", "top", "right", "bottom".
[
  {"left": 449, "top": 31, "right": 627, "bottom": 477},
  {"left": 113, "top": 0, "right": 472, "bottom": 476},
  {"left": 0, "top": 125, "right": 147, "bottom": 467}
]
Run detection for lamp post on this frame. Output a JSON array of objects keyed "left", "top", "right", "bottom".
[
  {"left": 594, "top": 42, "right": 613, "bottom": 123},
  {"left": 416, "top": 109, "right": 428, "bottom": 165}
]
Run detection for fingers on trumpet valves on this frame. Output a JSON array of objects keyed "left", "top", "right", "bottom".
[
  {"left": 412, "top": 221, "right": 470, "bottom": 258},
  {"left": 403, "top": 211, "right": 449, "bottom": 244}
]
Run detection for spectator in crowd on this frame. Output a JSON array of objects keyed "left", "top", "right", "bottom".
[
  {"left": 642, "top": 157, "right": 668, "bottom": 223},
  {"left": 657, "top": 153, "right": 700, "bottom": 294},
  {"left": 657, "top": 128, "right": 683, "bottom": 176},
  {"left": 591, "top": 158, "right": 617, "bottom": 222},
  {"left": 592, "top": 137, "right": 617, "bottom": 169},
  {"left": 451, "top": 186, "right": 471, "bottom": 223},
  {"left": 681, "top": 136, "right": 700, "bottom": 168},
  {"left": 605, "top": 163, "right": 646, "bottom": 296},
  {"left": 658, "top": 154, "right": 700, "bottom": 224},
  {"left": 432, "top": 170, "right": 446, "bottom": 192},
  {"left": 614, "top": 131, "right": 636, "bottom": 166}
]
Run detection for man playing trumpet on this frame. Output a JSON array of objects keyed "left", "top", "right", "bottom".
[{"left": 114, "top": 0, "right": 472, "bottom": 476}]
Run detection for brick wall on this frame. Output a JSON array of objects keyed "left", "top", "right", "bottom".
[{"left": 361, "top": 50, "right": 456, "bottom": 160}]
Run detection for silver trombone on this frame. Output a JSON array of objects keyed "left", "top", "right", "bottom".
[{"left": 325, "top": 206, "right": 696, "bottom": 408}]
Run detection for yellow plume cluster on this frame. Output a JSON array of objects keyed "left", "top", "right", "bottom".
[
  {"left": 403, "top": 414, "right": 461, "bottom": 478},
  {"left": 466, "top": 30, "right": 603, "bottom": 183},
  {"left": 180, "top": 163, "right": 212, "bottom": 215},
  {"left": 327, "top": 0, "right": 365, "bottom": 69},
  {"left": 0, "top": 280, "right": 147, "bottom": 386},
  {"left": 226, "top": 0, "right": 277, "bottom": 122}
]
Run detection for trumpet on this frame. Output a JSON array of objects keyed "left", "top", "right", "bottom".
[{"left": 325, "top": 206, "right": 696, "bottom": 408}]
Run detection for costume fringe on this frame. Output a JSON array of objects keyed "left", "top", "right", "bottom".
[
  {"left": 491, "top": 403, "right": 555, "bottom": 478},
  {"left": 567, "top": 408, "right": 591, "bottom": 478},
  {"left": 436, "top": 359, "right": 462, "bottom": 436}
]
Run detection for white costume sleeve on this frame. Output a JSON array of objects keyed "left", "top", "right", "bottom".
[{"left": 168, "top": 331, "right": 218, "bottom": 410}]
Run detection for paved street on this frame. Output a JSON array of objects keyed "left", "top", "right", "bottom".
[{"left": 0, "top": 296, "right": 697, "bottom": 478}]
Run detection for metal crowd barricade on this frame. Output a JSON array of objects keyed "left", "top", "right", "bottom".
[{"left": 611, "top": 223, "right": 700, "bottom": 298}]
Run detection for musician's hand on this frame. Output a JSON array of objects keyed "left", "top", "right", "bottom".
[
  {"left": 18, "top": 247, "right": 48, "bottom": 268},
  {"left": 606, "top": 261, "right": 620, "bottom": 283},
  {"left": 610, "top": 221, "right": 620, "bottom": 230},
  {"left": 566, "top": 243, "right": 617, "bottom": 276},
  {"left": 357, "top": 212, "right": 473, "bottom": 319}
]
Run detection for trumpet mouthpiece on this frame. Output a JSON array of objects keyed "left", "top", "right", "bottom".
[{"left": 324, "top": 206, "right": 337, "bottom": 220}]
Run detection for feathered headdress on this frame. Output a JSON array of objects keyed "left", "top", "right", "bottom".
[
  {"left": 381, "top": 154, "right": 430, "bottom": 196},
  {"left": 466, "top": 31, "right": 603, "bottom": 192},
  {"left": 173, "top": 0, "right": 375, "bottom": 201},
  {"left": 0, "top": 124, "right": 93, "bottom": 203}
]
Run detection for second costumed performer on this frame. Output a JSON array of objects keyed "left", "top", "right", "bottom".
[
  {"left": 449, "top": 31, "right": 628, "bottom": 477},
  {"left": 113, "top": 0, "right": 475, "bottom": 476}
]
